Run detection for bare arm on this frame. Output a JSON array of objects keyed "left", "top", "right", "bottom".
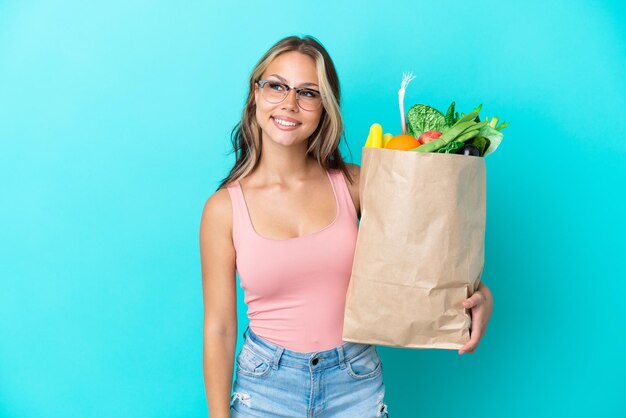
[{"left": 199, "top": 188, "right": 238, "bottom": 418}]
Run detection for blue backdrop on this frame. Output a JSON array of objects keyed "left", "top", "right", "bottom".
[{"left": 1, "top": 1, "right": 624, "bottom": 417}]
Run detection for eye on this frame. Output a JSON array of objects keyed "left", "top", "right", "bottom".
[
  {"left": 299, "top": 89, "right": 320, "bottom": 99},
  {"left": 268, "top": 82, "right": 286, "bottom": 92}
]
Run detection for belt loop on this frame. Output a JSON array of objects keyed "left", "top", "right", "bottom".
[
  {"left": 337, "top": 345, "right": 347, "bottom": 369},
  {"left": 271, "top": 346, "right": 284, "bottom": 370}
]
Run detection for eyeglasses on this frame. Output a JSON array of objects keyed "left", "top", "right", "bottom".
[{"left": 257, "top": 79, "right": 323, "bottom": 111}]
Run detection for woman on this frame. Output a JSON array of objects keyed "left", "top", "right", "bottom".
[{"left": 200, "top": 35, "right": 493, "bottom": 418}]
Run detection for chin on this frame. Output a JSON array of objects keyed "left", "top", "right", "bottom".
[{"left": 271, "top": 136, "right": 306, "bottom": 147}]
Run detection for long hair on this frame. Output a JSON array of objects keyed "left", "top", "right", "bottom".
[{"left": 215, "top": 35, "right": 354, "bottom": 191}]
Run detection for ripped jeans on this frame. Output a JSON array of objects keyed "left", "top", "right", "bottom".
[{"left": 230, "top": 326, "right": 389, "bottom": 417}]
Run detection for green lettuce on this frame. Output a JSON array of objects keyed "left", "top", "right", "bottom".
[
  {"left": 406, "top": 104, "right": 447, "bottom": 138},
  {"left": 479, "top": 125, "right": 504, "bottom": 156}
]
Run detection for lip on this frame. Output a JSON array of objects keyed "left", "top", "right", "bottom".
[
  {"left": 272, "top": 115, "right": 301, "bottom": 124},
  {"left": 272, "top": 117, "right": 301, "bottom": 131}
]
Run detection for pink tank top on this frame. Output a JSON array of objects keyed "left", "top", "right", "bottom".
[{"left": 226, "top": 168, "right": 359, "bottom": 353}]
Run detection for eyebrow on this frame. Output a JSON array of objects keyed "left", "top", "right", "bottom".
[{"left": 268, "top": 74, "right": 319, "bottom": 88}]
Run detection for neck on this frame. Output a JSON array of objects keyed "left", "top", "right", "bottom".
[{"left": 253, "top": 138, "right": 319, "bottom": 185}]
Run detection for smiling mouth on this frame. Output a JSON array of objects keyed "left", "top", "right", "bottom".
[{"left": 272, "top": 117, "right": 301, "bottom": 129}]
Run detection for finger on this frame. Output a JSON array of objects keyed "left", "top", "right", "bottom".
[
  {"left": 459, "top": 335, "right": 480, "bottom": 354},
  {"left": 460, "top": 314, "right": 484, "bottom": 355},
  {"left": 459, "top": 345, "right": 476, "bottom": 355},
  {"left": 463, "top": 291, "right": 485, "bottom": 309},
  {"left": 459, "top": 342, "right": 477, "bottom": 354}
]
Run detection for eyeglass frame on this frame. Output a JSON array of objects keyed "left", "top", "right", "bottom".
[{"left": 256, "top": 79, "right": 324, "bottom": 111}]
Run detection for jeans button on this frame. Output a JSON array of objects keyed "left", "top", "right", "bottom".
[{"left": 312, "top": 358, "right": 319, "bottom": 365}]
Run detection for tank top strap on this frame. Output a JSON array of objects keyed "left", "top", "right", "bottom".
[
  {"left": 226, "top": 181, "right": 251, "bottom": 248},
  {"left": 328, "top": 168, "right": 358, "bottom": 220}
]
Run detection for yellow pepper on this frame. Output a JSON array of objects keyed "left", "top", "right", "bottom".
[
  {"left": 367, "top": 123, "right": 383, "bottom": 148},
  {"left": 383, "top": 133, "right": 393, "bottom": 148}
]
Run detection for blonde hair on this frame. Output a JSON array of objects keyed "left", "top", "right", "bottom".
[{"left": 216, "top": 35, "right": 354, "bottom": 191}]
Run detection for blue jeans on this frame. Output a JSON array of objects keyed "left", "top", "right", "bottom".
[{"left": 230, "top": 326, "right": 389, "bottom": 417}]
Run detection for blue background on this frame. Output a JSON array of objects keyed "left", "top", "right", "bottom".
[{"left": 1, "top": 0, "right": 625, "bottom": 417}]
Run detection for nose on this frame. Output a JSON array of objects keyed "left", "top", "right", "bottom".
[{"left": 281, "top": 88, "right": 299, "bottom": 111}]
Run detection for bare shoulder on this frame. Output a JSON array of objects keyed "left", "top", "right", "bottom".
[
  {"left": 343, "top": 163, "right": 361, "bottom": 218},
  {"left": 200, "top": 187, "right": 233, "bottom": 238},
  {"left": 199, "top": 185, "right": 236, "bottom": 267}
]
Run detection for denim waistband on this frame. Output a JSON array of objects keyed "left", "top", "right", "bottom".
[{"left": 241, "top": 326, "right": 375, "bottom": 371}]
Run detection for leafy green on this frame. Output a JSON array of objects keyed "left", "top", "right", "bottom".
[
  {"left": 473, "top": 104, "right": 483, "bottom": 122},
  {"left": 444, "top": 101, "right": 457, "bottom": 128},
  {"left": 479, "top": 125, "right": 504, "bottom": 156},
  {"left": 412, "top": 112, "right": 486, "bottom": 153},
  {"left": 406, "top": 104, "right": 446, "bottom": 138},
  {"left": 496, "top": 120, "right": 509, "bottom": 131},
  {"left": 407, "top": 101, "right": 508, "bottom": 156},
  {"left": 437, "top": 140, "right": 464, "bottom": 153}
]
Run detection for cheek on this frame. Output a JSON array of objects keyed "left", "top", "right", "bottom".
[
  {"left": 308, "top": 112, "right": 323, "bottom": 129},
  {"left": 255, "top": 96, "right": 272, "bottom": 117},
  {"left": 255, "top": 103, "right": 268, "bottom": 124}
]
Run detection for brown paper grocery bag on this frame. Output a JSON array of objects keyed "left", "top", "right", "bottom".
[{"left": 342, "top": 147, "right": 486, "bottom": 349}]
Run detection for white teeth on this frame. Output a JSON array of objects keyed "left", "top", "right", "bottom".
[{"left": 274, "top": 118, "right": 297, "bottom": 127}]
